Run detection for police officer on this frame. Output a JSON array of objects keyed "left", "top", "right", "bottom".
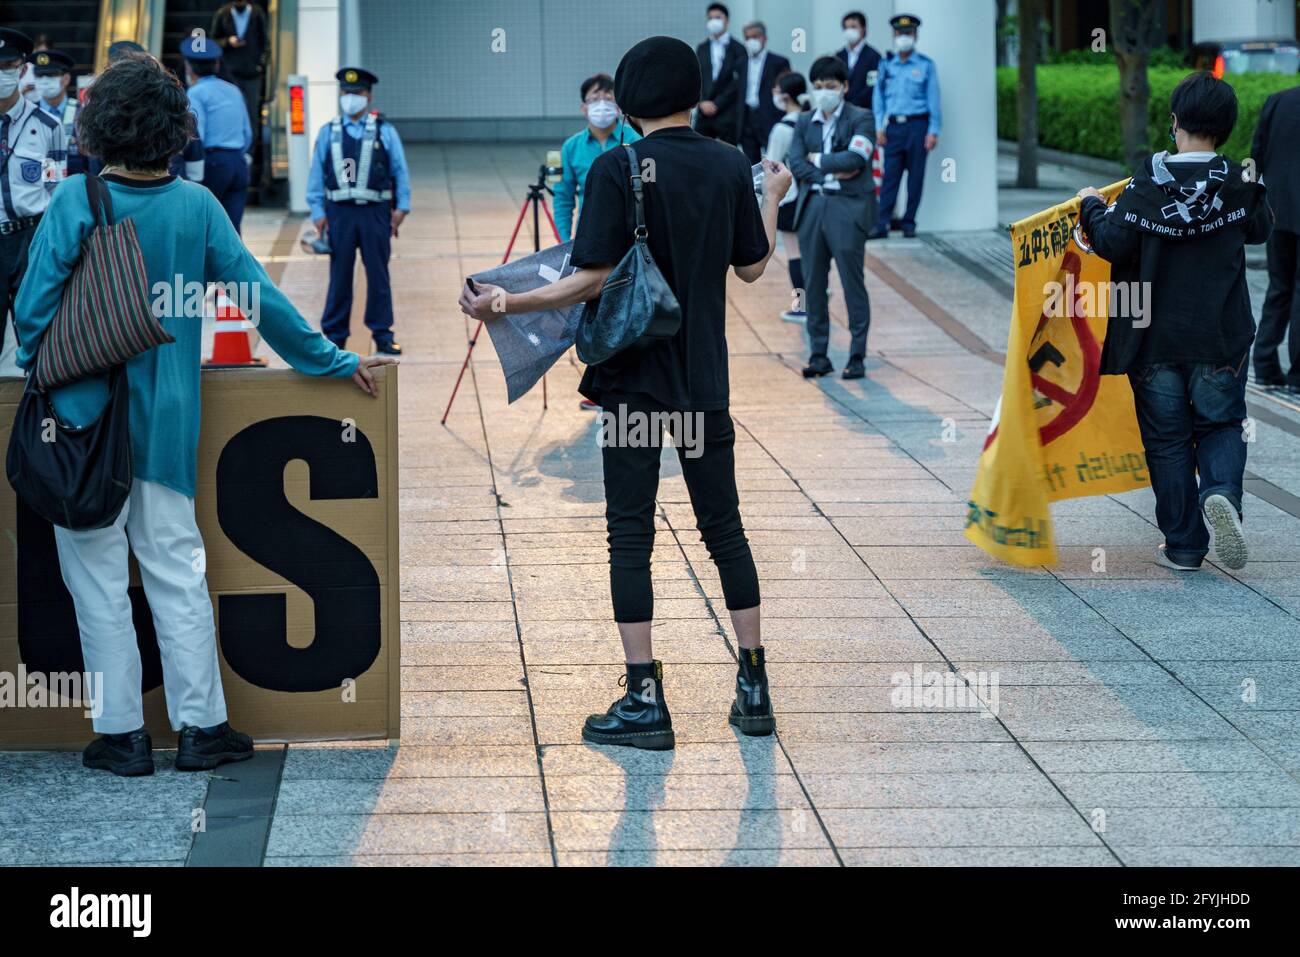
[
  {"left": 306, "top": 67, "right": 410, "bottom": 355},
  {"left": 870, "top": 14, "right": 940, "bottom": 239},
  {"left": 30, "top": 49, "right": 85, "bottom": 176},
  {"left": 180, "top": 35, "right": 251, "bottom": 232},
  {"left": 0, "top": 28, "right": 65, "bottom": 367}
]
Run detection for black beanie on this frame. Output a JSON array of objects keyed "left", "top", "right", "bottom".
[{"left": 614, "top": 36, "right": 701, "bottom": 120}]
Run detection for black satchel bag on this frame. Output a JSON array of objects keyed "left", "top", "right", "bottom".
[
  {"left": 575, "top": 143, "right": 682, "bottom": 366},
  {"left": 6, "top": 360, "right": 133, "bottom": 530}
]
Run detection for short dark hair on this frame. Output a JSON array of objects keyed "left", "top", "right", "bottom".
[
  {"left": 1169, "top": 71, "right": 1237, "bottom": 147},
  {"left": 809, "top": 56, "right": 849, "bottom": 84},
  {"left": 842, "top": 11, "right": 866, "bottom": 30},
  {"left": 580, "top": 73, "right": 613, "bottom": 101},
  {"left": 77, "top": 55, "right": 195, "bottom": 171},
  {"left": 707, "top": 3, "right": 729, "bottom": 18},
  {"left": 186, "top": 57, "right": 219, "bottom": 77},
  {"left": 776, "top": 70, "right": 808, "bottom": 109}
]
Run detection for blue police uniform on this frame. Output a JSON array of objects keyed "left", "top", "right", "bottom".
[
  {"left": 305, "top": 67, "right": 411, "bottom": 352},
  {"left": 871, "top": 14, "right": 941, "bottom": 237},
  {"left": 0, "top": 28, "right": 67, "bottom": 358},
  {"left": 31, "top": 49, "right": 86, "bottom": 177},
  {"left": 180, "top": 36, "right": 252, "bottom": 233}
]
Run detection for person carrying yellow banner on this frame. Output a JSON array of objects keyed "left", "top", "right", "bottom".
[
  {"left": 965, "top": 177, "right": 1145, "bottom": 568},
  {"left": 969, "top": 72, "right": 1272, "bottom": 572}
]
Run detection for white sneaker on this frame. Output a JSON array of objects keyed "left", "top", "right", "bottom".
[
  {"left": 1203, "top": 493, "right": 1247, "bottom": 570},
  {"left": 1155, "top": 545, "right": 1202, "bottom": 571}
]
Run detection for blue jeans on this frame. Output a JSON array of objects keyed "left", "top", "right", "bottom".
[{"left": 1127, "top": 358, "right": 1248, "bottom": 566}]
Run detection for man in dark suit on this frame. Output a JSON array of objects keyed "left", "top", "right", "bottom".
[
  {"left": 835, "top": 10, "right": 882, "bottom": 109},
  {"left": 694, "top": 2, "right": 747, "bottom": 145},
  {"left": 787, "top": 56, "right": 878, "bottom": 381},
  {"left": 738, "top": 21, "right": 792, "bottom": 163},
  {"left": 1252, "top": 84, "right": 1300, "bottom": 392},
  {"left": 210, "top": 0, "right": 269, "bottom": 130}
]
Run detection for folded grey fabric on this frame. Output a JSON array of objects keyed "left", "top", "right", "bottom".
[{"left": 472, "top": 242, "right": 582, "bottom": 403}]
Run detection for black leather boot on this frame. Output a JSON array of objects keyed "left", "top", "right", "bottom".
[
  {"left": 582, "top": 660, "right": 675, "bottom": 750},
  {"left": 729, "top": 647, "right": 775, "bottom": 736}
]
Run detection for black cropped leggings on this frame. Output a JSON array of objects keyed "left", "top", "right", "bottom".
[{"left": 599, "top": 393, "right": 760, "bottom": 622}]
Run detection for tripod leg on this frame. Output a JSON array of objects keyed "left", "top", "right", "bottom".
[
  {"left": 539, "top": 195, "right": 563, "bottom": 244},
  {"left": 441, "top": 320, "right": 484, "bottom": 425},
  {"left": 443, "top": 194, "right": 535, "bottom": 423}
]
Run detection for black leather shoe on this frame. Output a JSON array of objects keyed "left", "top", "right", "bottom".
[
  {"left": 1255, "top": 371, "right": 1286, "bottom": 388},
  {"left": 730, "top": 647, "right": 775, "bottom": 736},
  {"left": 842, "top": 356, "right": 866, "bottom": 380},
  {"left": 582, "top": 660, "right": 675, "bottom": 750},
  {"left": 175, "top": 723, "right": 254, "bottom": 771},
  {"left": 867, "top": 225, "right": 888, "bottom": 241},
  {"left": 902, "top": 226, "right": 917, "bottom": 238},
  {"left": 83, "top": 729, "right": 154, "bottom": 777},
  {"left": 802, "top": 354, "right": 834, "bottom": 378},
  {"left": 373, "top": 340, "right": 402, "bottom": 355}
]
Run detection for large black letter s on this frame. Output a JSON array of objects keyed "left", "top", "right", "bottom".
[{"left": 216, "top": 416, "right": 381, "bottom": 691}]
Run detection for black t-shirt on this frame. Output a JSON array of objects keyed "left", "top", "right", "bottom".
[{"left": 571, "top": 126, "right": 769, "bottom": 411}]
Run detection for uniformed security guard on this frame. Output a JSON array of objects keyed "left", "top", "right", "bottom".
[
  {"left": 306, "top": 67, "right": 410, "bottom": 355},
  {"left": 31, "top": 49, "right": 84, "bottom": 176},
  {"left": 179, "top": 35, "right": 251, "bottom": 232},
  {"left": 0, "top": 27, "right": 65, "bottom": 365},
  {"left": 870, "top": 13, "right": 940, "bottom": 239}
]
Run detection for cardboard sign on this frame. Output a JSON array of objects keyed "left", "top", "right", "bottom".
[{"left": 0, "top": 366, "right": 400, "bottom": 749}]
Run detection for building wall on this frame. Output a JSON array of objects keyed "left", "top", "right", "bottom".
[{"left": 1193, "top": 0, "right": 1296, "bottom": 43}]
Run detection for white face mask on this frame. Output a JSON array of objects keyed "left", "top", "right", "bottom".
[
  {"left": 339, "top": 93, "right": 368, "bottom": 117},
  {"left": 586, "top": 100, "right": 617, "bottom": 129},
  {"left": 0, "top": 68, "right": 20, "bottom": 98},
  {"left": 771, "top": 93, "right": 786, "bottom": 112},
  {"left": 843, "top": 27, "right": 862, "bottom": 46},
  {"left": 895, "top": 34, "right": 915, "bottom": 53},
  {"left": 706, "top": 17, "right": 725, "bottom": 36},
  {"left": 811, "top": 88, "right": 842, "bottom": 114},
  {"left": 744, "top": 37, "right": 763, "bottom": 56},
  {"left": 34, "top": 76, "right": 63, "bottom": 100}
]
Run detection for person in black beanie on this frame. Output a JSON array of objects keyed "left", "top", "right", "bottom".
[{"left": 460, "top": 36, "right": 793, "bottom": 750}]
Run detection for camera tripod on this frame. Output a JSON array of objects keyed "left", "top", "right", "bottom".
[{"left": 442, "top": 165, "right": 563, "bottom": 425}]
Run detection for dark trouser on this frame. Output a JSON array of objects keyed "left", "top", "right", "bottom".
[
  {"left": 1253, "top": 229, "right": 1300, "bottom": 386},
  {"left": 739, "top": 109, "right": 765, "bottom": 164},
  {"left": 0, "top": 224, "right": 35, "bottom": 352},
  {"left": 322, "top": 200, "right": 394, "bottom": 347},
  {"left": 694, "top": 113, "right": 739, "bottom": 146},
  {"left": 231, "top": 73, "right": 263, "bottom": 132},
  {"left": 877, "top": 116, "right": 928, "bottom": 230},
  {"left": 600, "top": 393, "right": 760, "bottom": 623},
  {"left": 202, "top": 148, "right": 250, "bottom": 234},
  {"left": 799, "top": 192, "right": 872, "bottom": 359},
  {"left": 1128, "top": 358, "right": 1248, "bottom": 565}
]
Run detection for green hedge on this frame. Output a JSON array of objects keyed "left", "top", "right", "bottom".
[{"left": 997, "top": 64, "right": 1298, "bottom": 166}]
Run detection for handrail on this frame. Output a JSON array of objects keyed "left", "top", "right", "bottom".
[{"left": 93, "top": 0, "right": 165, "bottom": 72}]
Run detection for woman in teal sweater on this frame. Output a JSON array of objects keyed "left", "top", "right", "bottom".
[{"left": 14, "top": 53, "right": 392, "bottom": 776}]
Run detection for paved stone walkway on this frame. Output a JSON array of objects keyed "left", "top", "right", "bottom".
[{"left": 3, "top": 144, "right": 1300, "bottom": 866}]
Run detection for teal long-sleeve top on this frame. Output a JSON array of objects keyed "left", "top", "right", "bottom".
[
  {"left": 552, "top": 120, "right": 640, "bottom": 242},
  {"left": 15, "top": 174, "right": 360, "bottom": 499}
]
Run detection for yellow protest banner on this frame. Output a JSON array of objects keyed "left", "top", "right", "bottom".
[{"left": 965, "top": 180, "right": 1149, "bottom": 566}]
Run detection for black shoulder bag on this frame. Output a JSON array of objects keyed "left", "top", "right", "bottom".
[{"left": 575, "top": 143, "right": 682, "bottom": 366}]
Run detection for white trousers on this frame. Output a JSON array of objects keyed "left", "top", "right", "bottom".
[{"left": 53, "top": 480, "right": 228, "bottom": 734}]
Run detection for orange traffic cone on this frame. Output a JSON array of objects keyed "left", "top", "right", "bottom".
[{"left": 203, "top": 289, "right": 268, "bottom": 368}]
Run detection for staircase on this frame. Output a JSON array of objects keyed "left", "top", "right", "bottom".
[{"left": 3, "top": 0, "right": 101, "bottom": 73}]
